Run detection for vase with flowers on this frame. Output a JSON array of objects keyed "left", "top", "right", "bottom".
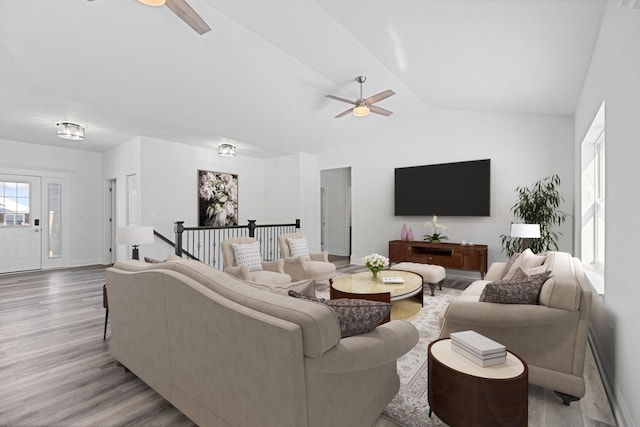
[
  {"left": 362, "top": 253, "right": 389, "bottom": 280},
  {"left": 423, "top": 214, "right": 449, "bottom": 243}
]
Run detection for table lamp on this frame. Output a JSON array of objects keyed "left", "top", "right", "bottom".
[
  {"left": 510, "top": 223, "right": 541, "bottom": 251},
  {"left": 116, "top": 226, "right": 154, "bottom": 260}
]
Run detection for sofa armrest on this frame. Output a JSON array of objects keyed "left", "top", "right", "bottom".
[
  {"left": 262, "top": 259, "right": 285, "bottom": 273},
  {"left": 305, "top": 321, "right": 419, "bottom": 373},
  {"left": 224, "top": 265, "right": 253, "bottom": 281},
  {"left": 310, "top": 251, "right": 329, "bottom": 262},
  {"left": 440, "top": 300, "right": 577, "bottom": 340},
  {"left": 282, "top": 256, "right": 308, "bottom": 279},
  {"left": 484, "top": 262, "right": 507, "bottom": 281}
]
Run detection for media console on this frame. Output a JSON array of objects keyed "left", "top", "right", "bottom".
[{"left": 388, "top": 240, "right": 488, "bottom": 278}]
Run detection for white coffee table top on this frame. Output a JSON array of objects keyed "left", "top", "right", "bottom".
[
  {"left": 431, "top": 339, "right": 525, "bottom": 379},
  {"left": 331, "top": 270, "right": 422, "bottom": 301}
]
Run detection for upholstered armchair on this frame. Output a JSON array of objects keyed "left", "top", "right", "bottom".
[
  {"left": 277, "top": 233, "right": 336, "bottom": 281},
  {"left": 221, "top": 237, "right": 291, "bottom": 285}
]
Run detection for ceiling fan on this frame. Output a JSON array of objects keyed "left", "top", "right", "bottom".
[
  {"left": 326, "top": 76, "right": 395, "bottom": 118},
  {"left": 137, "top": 0, "right": 211, "bottom": 35}
]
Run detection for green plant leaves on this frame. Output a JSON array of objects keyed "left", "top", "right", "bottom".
[{"left": 500, "top": 174, "right": 569, "bottom": 256}]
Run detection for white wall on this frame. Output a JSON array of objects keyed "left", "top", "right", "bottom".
[
  {"left": 263, "top": 153, "right": 322, "bottom": 252},
  {"left": 1, "top": 138, "right": 103, "bottom": 266},
  {"left": 103, "top": 138, "right": 321, "bottom": 262},
  {"left": 316, "top": 108, "right": 574, "bottom": 270},
  {"left": 103, "top": 137, "right": 142, "bottom": 260},
  {"left": 574, "top": 2, "right": 640, "bottom": 425}
]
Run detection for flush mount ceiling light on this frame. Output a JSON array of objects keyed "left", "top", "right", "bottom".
[
  {"left": 56, "top": 122, "right": 85, "bottom": 141},
  {"left": 218, "top": 143, "right": 236, "bottom": 157}
]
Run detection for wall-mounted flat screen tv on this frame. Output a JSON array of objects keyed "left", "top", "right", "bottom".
[{"left": 394, "top": 159, "right": 490, "bottom": 216}]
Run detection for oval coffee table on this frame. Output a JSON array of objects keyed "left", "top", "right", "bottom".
[
  {"left": 428, "top": 338, "right": 528, "bottom": 426},
  {"left": 330, "top": 270, "right": 423, "bottom": 323}
]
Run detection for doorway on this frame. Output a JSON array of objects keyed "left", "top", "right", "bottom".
[
  {"left": 0, "top": 174, "right": 42, "bottom": 273},
  {"left": 320, "top": 167, "right": 351, "bottom": 262}
]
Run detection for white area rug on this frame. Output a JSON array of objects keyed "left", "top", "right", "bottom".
[{"left": 316, "top": 281, "right": 461, "bottom": 427}]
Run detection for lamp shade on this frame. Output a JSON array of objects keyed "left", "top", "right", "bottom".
[
  {"left": 510, "top": 223, "right": 541, "bottom": 239},
  {"left": 116, "top": 226, "right": 155, "bottom": 245}
]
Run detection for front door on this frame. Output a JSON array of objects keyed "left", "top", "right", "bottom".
[{"left": 0, "top": 174, "right": 42, "bottom": 273}]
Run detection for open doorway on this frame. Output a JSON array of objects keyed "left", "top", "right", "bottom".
[{"left": 320, "top": 167, "right": 351, "bottom": 266}]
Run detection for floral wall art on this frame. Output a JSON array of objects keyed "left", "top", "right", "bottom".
[{"left": 198, "top": 170, "right": 238, "bottom": 227}]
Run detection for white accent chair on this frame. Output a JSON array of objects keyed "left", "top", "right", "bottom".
[
  {"left": 277, "top": 233, "right": 336, "bottom": 281},
  {"left": 221, "top": 237, "right": 291, "bottom": 285}
]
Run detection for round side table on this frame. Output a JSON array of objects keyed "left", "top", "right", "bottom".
[{"left": 428, "top": 338, "right": 528, "bottom": 427}]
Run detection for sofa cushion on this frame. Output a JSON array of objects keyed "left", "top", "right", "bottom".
[
  {"left": 502, "top": 249, "right": 547, "bottom": 280},
  {"left": 232, "top": 242, "right": 263, "bottom": 271},
  {"left": 244, "top": 278, "right": 315, "bottom": 298},
  {"left": 538, "top": 252, "right": 582, "bottom": 311},
  {"left": 169, "top": 260, "right": 341, "bottom": 357},
  {"left": 289, "top": 291, "right": 391, "bottom": 338},
  {"left": 288, "top": 237, "right": 311, "bottom": 260},
  {"left": 479, "top": 271, "right": 551, "bottom": 304}
]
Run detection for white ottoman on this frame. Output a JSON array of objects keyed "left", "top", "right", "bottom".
[{"left": 390, "top": 262, "right": 446, "bottom": 296}]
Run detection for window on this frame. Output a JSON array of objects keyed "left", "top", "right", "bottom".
[
  {"left": 581, "top": 102, "right": 605, "bottom": 294},
  {"left": 48, "top": 183, "right": 62, "bottom": 258},
  {"left": 0, "top": 181, "right": 30, "bottom": 226}
]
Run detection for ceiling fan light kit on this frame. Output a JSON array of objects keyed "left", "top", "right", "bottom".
[
  {"left": 134, "top": 0, "right": 211, "bottom": 35},
  {"left": 326, "top": 75, "right": 395, "bottom": 118},
  {"left": 56, "top": 122, "right": 85, "bottom": 141},
  {"left": 353, "top": 104, "right": 370, "bottom": 117},
  {"left": 137, "top": 0, "right": 166, "bottom": 6}
]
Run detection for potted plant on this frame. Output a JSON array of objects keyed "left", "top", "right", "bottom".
[
  {"left": 424, "top": 214, "right": 448, "bottom": 243},
  {"left": 500, "top": 174, "right": 568, "bottom": 256}
]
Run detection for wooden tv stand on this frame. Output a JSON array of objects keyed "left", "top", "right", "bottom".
[{"left": 388, "top": 240, "right": 488, "bottom": 278}]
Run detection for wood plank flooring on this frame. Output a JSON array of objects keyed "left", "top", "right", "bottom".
[{"left": 0, "top": 265, "right": 617, "bottom": 426}]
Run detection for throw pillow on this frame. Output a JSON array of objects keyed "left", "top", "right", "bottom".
[
  {"left": 245, "top": 279, "right": 316, "bottom": 298},
  {"left": 512, "top": 265, "right": 548, "bottom": 280},
  {"left": 502, "top": 249, "right": 547, "bottom": 281},
  {"left": 501, "top": 252, "right": 521, "bottom": 279},
  {"left": 288, "top": 291, "right": 391, "bottom": 338},
  {"left": 144, "top": 256, "right": 165, "bottom": 263},
  {"left": 287, "top": 237, "right": 311, "bottom": 261},
  {"left": 232, "top": 242, "right": 264, "bottom": 272},
  {"left": 479, "top": 271, "right": 552, "bottom": 305}
]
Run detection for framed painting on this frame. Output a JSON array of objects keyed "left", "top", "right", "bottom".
[{"left": 198, "top": 170, "right": 238, "bottom": 227}]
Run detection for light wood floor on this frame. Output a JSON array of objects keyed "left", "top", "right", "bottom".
[{"left": 0, "top": 265, "right": 617, "bottom": 426}]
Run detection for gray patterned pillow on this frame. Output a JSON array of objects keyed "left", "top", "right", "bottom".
[
  {"left": 288, "top": 291, "right": 391, "bottom": 338},
  {"left": 480, "top": 271, "right": 551, "bottom": 305}
]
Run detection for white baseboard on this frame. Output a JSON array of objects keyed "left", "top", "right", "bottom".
[{"left": 588, "top": 330, "right": 636, "bottom": 427}]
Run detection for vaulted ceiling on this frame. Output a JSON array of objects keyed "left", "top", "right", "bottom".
[{"left": 0, "top": 0, "right": 607, "bottom": 157}]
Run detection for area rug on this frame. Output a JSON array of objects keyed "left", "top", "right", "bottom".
[{"left": 316, "top": 278, "right": 462, "bottom": 426}]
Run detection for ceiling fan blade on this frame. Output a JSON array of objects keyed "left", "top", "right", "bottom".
[
  {"left": 365, "top": 89, "right": 395, "bottom": 105},
  {"left": 326, "top": 94, "right": 357, "bottom": 105},
  {"left": 166, "top": 0, "right": 211, "bottom": 35},
  {"left": 334, "top": 108, "right": 354, "bottom": 118},
  {"left": 369, "top": 105, "right": 393, "bottom": 116}
]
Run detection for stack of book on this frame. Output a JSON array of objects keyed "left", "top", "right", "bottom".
[{"left": 450, "top": 330, "right": 507, "bottom": 367}]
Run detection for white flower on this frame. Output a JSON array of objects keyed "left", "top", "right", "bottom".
[{"left": 362, "top": 253, "right": 389, "bottom": 271}]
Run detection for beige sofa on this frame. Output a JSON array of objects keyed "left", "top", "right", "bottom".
[
  {"left": 106, "top": 259, "right": 419, "bottom": 427},
  {"left": 440, "top": 251, "right": 592, "bottom": 405}
]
